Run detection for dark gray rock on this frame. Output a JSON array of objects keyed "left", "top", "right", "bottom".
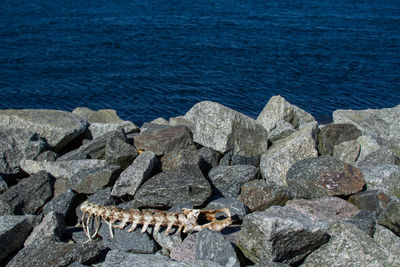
[
  {"left": 88, "top": 187, "right": 115, "bottom": 206},
  {"left": 377, "top": 198, "right": 400, "bottom": 236},
  {"left": 0, "top": 176, "right": 8, "bottom": 194},
  {"left": 168, "top": 202, "right": 194, "bottom": 212},
  {"left": 105, "top": 129, "right": 139, "bottom": 169},
  {"left": 219, "top": 150, "right": 260, "bottom": 167},
  {"left": 205, "top": 198, "right": 248, "bottom": 221},
  {"left": 103, "top": 250, "right": 189, "bottom": 267},
  {"left": 0, "top": 128, "right": 47, "bottom": 175},
  {"left": 140, "top": 122, "right": 171, "bottom": 133},
  {"left": 67, "top": 263, "right": 88, "bottom": 267},
  {"left": 237, "top": 206, "right": 328, "bottom": 265},
  {"left": 134, "top": 126, "right": 196, "bottom": 156},
  {"left": 0, "top": 109, "right": 88, "bottom": 151},
  {"left": 43, "top": 189, "right": 77, "bottom": 217},
  {"left": 111, "top": 151, "right": 158, "bottom": 197},
  {"left": 56, "top": 149, "right": 88, "bottom": 161},
  {"left": 348, "top": 189, "right": 391, "bottom": 213},
  {"left": 151, "top": 227, "right": 182, "bottom": 256},
  {"left": 161, "top": 150, "right": 202, "bottom": 171},
  {"left": 196, "top": 147, "right": 220, "bottom": 171},
  {"left": 238, "top": 180, "right": 291, "bottom": 212},
  {"left": 6, "top": 237, "right": 101, "bottom": 267},
  {"left": 357, "top": 164, "right": 400, "bottom": 198},
  {"left": 286, "top": 156, "right": 365, "bottom": 199},
  {"left": 35, "top": 150, "right": 59, "bottom": 162},
  {"left": 0, "top": 171, "right": 53, "bottom": 216},
  {"left": 24, "top": 211, "right": 65, "bottom": 246},
  {"left": 317, "top": 123, "right": 362, "bottom": 155},
  {"left": 0, "top": 215, "right": 36, "bottom": 262},
  {"left": 208, "top": 165, "right": 259, "bottom": 198},
  {"left": 134, "top": 167, "right": 211, "bottom": 208},
  {"left": 343, "top": 210, "right": 376, "bottom": 237}
]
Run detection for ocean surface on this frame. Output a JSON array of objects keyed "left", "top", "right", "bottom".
[{"left": 1, "top": 0, "right": 399, "bottom": 126}]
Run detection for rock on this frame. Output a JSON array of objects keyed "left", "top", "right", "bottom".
[
  {"left": 6, "top": 237, "right": 101, "bottom": 267},
  {"left": 205, "top": 198, "right": 248, "bottom": 222},
  {"left": 24, "top": 211, "right": 65, "bottom": 246},
  {"left": 285, "top": 197, "right": 359, "bottom": 223},
  {"left": 0, "top": 128, "right": 47, "bottom": 174},
  {"left": 43, "top": 189, "right": 77, "bottom": 224},
  {"left": 195, "top": 229, "right": 240, "bottom": 267},
  {"left": 333, "top": 105, "right": 400, "bottom": 156},
  {"left": 0, "top": 109, "right": 87, "bottom": 151},
  {"left": 0, "top": 176, "right": 8, "bottom": 194},
  {"left": 56, "top": 149, "right": 88, "bottom": 161},
  {"left": 357, "top": 148, "right": 399, "bottom": 168},
  {"left": 254, "top": 261, "right": 289, "bottom": 267},
  {"left": 86, "top": 121, "right": 139, "bottom": 140},
  {"left": 374, "top": 224, "right": 400, "bottom": 258},
  {"left": 170, "top": 232, "right": 198, "bottom": 264},
  {"left": 196, "top": 147, "right": 220, "bottom": 169},
  {"left": 111, "top": 151, "right": 158, "bottom": 197},
  {"left": 317, "top": 123, "right": 362, "bottom": 155},
  {"left": 134, "top": 126, "right": 196, "bottom": 156},
  {"left": 151, "top": 117, "right": 170, "bottom": 125},
  {"left": 357, "top": 164, "right": 400, "bottom": 198},
  {"left": 267, "top": 120, "right": 296, "bottom": 143},
  {"left": 151, "top": 228, "right": 182, "bottom": 256},
  {"left": 256, "top": 95, "right": 315, "bottom": 132},
  {"left": 260, "top": 122, "right": 318, "bottom": 186},
  {"left": 161, "top": 150, "right": 203, "bottom": 171},
  {"left": 34, "top": 150, "right": 59, "bottom": 162},
  {"left": 302, "top": 222, "right": 398, "bottom": 266},
  {"left": 0, "top": 171, "right": 53, "bottom": 216},
  {"left": 343, "top": 210, "right": 376, "bottom": 237},
  {"left": 333, "top": 139, "right": 360, "bottom": 164},
  {"left": 377, "top": 198, "right": 400, "bottom": 236},
  {"left": 208, "top": 165, "right": 260, "bottom": 198},
  {"left": 286, "top": 156, "right": 365, "bottom": 199},
  {"left": 88, "top": 188, "right": 115, "bottom": 206},
  {"left": 169, "top": 116, "right": 196, "bottom": 132},
  {"left": 140, "top": 122, "right": 171, "bottom": 133},
  {"left": 134, "top": 167, "right": 211, "bottom": 208},
  {"left": 105, "top": 129, "right": 139, "bottom": 169},
  {"left": 219, "top": 150, "right": 260, "bottom": 167},
  {"left": 72, "top": 107, "right": 123, "bottom": 123},
  {"left": 348, "top": 189, "right": 391, "bottom": 213},
  {"left": 237, "top": 206, "right": 328, "bottom": 265},
  {"left": 67, "top": 263, "right": 88, "bottom": 267},
  {"left": 238, "top": 180, "right": 291, "bottom": 212},
  {"left": 356, "top": 134, "right": 392, "bottom": 162},
  {"left": 184, "top": 101, "right": 268, "bottom": 156},
  {"left": 0, "top": 215, "right": 36, "bottom": 262},
  {"left": 103, "top": 250, "right": 189, "bottom": 267}
]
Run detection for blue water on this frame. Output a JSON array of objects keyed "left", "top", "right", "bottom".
[{"left": 1, "top": 0, "right": 399, "bottom": 126}]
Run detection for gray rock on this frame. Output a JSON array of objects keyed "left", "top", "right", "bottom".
[
  {"left": 151, "top": 228, "right": 182, "bottom": 256},
  {"left": 260, "top": 122, "right": 318, "bottom": 186},
  {"left": 256, "top": 95, "right": 315, "bottom": 132},
  {"left": 162, "top": 150, "right": 202, "bottom": 171},
  {"left": 302, "top": 222, "right": 398, "bottom": 266},
  {"left": 151, "top": 117, "right": 170, "bottom": 125},
  {"left": 34, "top": 150, "right": 59, "bottom": 162},
  {"left": 88, "top": 187, "right": 116, "bottom": 206},
  {"left": 72, "top": 107, "right": 124, "bottom": 124},
  {"left": 254, "top": 261, "right": 289, "bottom": 267},
  {"left": 67, "top": 263, "right": 88, "bottom": 267},
  {"left": 286, "top": 156, "right": 365, "bottom": 199},
  {"left": 86, "top": 121, "right": 139, "bottom": 140},
  {"left": 134, "top": 167, "right": 211, "bottom": 208},
  {"left": 105, "top": 130, "right": 138, "bottom": 170},
  {"left": 43, "top": 189, "right": 77, "bottom": 224},
  {"left": 356, "top": 148, "right": 399, "bottom": 168},
  {"left": 195, "top": 229, "right": 240, "bottom": 267},
  {"left": 111, "top": 151, "right": 158, "bottom": 197},
  {"left": 219, "top": 150, "right": 260, "bottom": 167},
  {"left": 358, "top": 164, "right": 400, "bottom": 198},
  {"left": 317, "top": 123, "right": 362, "bottom": 155},
  {"left": 343, "top": 210, "right": 376, "bottom": 237},
  {"left": 238, "top": 180, "right": 291, "bottom": 212},
  {"left": 0, "top": 176, "right": 8, "bottom": 194},
  {"left": 169, "top": 116, "right": 195, "bottom": 132},
  {"left": 377, "top": 197, "right": 400, "bottom": 236},
  {"left": 237, "top": 206, "right": 328, "bottom": 265},
  {"left": 0, "top": 109, "right": 88, "bottom": 151},
  {"left": 0, "top": 215, "right": 36, "bottom": 262},
  {"left": 333, "top": 105, "right": 400, "bottom": 156},
  {"left": 170, "top": 232, "right": 198, "bottom": 264},
  {"left": 205, "top": 198, "right": 248, "bottom": 221},
  {"left": 140, "top": 122, "right": 171, "bottom": 133},
  {"left": 134, "top": 126, "right": 196, "bottom": 156},
  {"left": 0, "top": 171, "right": 53, "bottom": 216},
  {"left": 184, "top": 101, "right": 268, "bottom": 156},
  {"left": 24, "top": 211, "right": 65, "bottom": 246},
  {"left": 348, "top": 189, "right": 391, "bottom": 213},
  {"left": 168, "top": 202, "right": 194, "bottom": 212},
  {"left": 0, "top": 128, "right": 47, "bottom": 174},
  {"left": 6, "top": 237, "right": 101, "bottom": 267},
  {"left": 196, "top": 147, "right": 220, "bottom": 171},
  {"left": 356, "top": 134, "right": 392, "bottom": 162},
  {"left": 57, "top": 149, "right": 88, "bottom": 161},
  {"left": 267, "top": 120, "right": 296, "bottom": 143},
  {"left": 333, "top": 139, "right": 360, "bottom": 164},
  {"left": 208, "top": 165, "right": 260, "bottom": 198},
  {"left": 103, "top": 250, "right": 189, "bottom": 267},
  {"left": 374, "top": 224, "right": 400, "bottom": 258}
]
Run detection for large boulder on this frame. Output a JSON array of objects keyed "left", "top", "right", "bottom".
[
  {"left": 184, "top": 101, "right": 268, "bottom": 156},
  {"left": 287, "top": 156, "right": 365, "bottom": 199},
  {"left": 260, "top": 122, "right": 318, "bottom": 186},
  {"left": 357, "top": 164, "right": 400, "bottom": 198},
  {"left": 317, "top": 123, "right": 362, "bottom": 155},
  {"left": 0, "top": 109, "right": 87, "bottom": 151},
  {"left": 374, "top": 224, "right": 400, "bottom": 259}
]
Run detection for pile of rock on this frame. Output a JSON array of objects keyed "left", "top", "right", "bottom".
[{"left": 0, "top": 96, "right": 399, "bottom": 266}]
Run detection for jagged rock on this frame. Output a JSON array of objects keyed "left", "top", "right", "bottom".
[
  {"left": 205, "top": 198, "right": 248, "bottom": 221},
  {"left": 86, "top": 121, "right": 139, "bottom": 140},
  {"left": 286, "top": 156, "right": 365, "bottom": 198},
  {"left": 57, "top": 149, "right": 88, "bottom": 161},
  {"left": 377, "top": 198, "right": 400, "bottom": 236},
  {"left": 267, "top": 120, "right": 296, "bottom": 143},
  {"left": 208, "top": 165, "right": 259, "bottom": 198},
  {"left": 43, "top": 189, "right": 77, "bottom": 225},
  {"left": 333, "top": 139, "right": 360, "bottom": 164},
  {"left": 237, "top": 206, "right": 328, "bottom": 265},
  {"left": 196, "top": 147, "right": 220, "bottom": 172},
  {"left": 0, "top": 171, "right": 53, "bottom": 216},
  {"left": 151, "top": 117, "right": 170, "bottom": 125},
  {"left": 151, "top": 227, "right": 182, "bottom": 256},
  {"left": 162, "top": 150, "right": 203, "bottom": 171},
  {"left": 184, "top": 101, "right": 268, "bottom": 156},
  {"left": 34, "top": 150, "right": 59, "bottom": 162},
  {"left": 357, "top": 148, "right": 399, "bottom": 168},
  {"left": 302, "top": 222, "right": 398, "bottom": 266},
  {"left": 317, "top": 123, "right": 362, "bottom": 155},
  {"left": 169, "top": 116, "right": 195, "bottom": 132},
  {"left": 6, "top": 237, "right": 101, "bottom": 267},
  {"left": 260, "top": 122, "right": 318, "bottom": 186},
  {"left": 333, "top": 105, "right": 400, "bottom": 156},
  {"left": 238, "top": 180, "right": 290, "bottom": 212},
  {"left": 256, "top": 95, "right": 315, "bottom": 132},
  {"left": 357, "top": 164, "right": 400, "bottom": 198},
  {"left": 134, "top": 126, "right": 196, "bottom": 156},
  {"left": 355, "top": 134, "right": 392, "bottom": 162},
  {"left": 0, "top": 176, "right": 8, "bottom": 194},
  {"left": 111, "top": 151, "right": 158, "bottom": 197},
  {"left": 219, "top": 150, "right": 260, "bottom": 167},
  {"left": 374, "top": 224, "right": 400, "bottom": 258},
  {"left": 0, "top": 128, "right": 47, "bottom": 174},
  {"left": 348, "top": 189, "right": 391, "bottom": 213},
  {"left": 24, "top": 211, "right": 65, "bottom": 246},
  {"left": 343, "top": 210, "right": 376, "bottom": 237},
  {"left": 0, "top": 109, "right": 87, "bottom": 151},
  {"left": 105, "top": 129, "right": 138, "bottom": 169},
  {"left": 72, "top": 107, "right": 123, "bottom": 123},
  {"left": 140, "top": 122, "right": 171, "bottom": 133},
  {"left": 0, "top": 215, "right": 36, "bottom": 262},
  {"left": 134, "top": 167, "right": 211, "bottom": 208},
  {"left": 170, "top": 232, "right": 198, "bottom": 264}
]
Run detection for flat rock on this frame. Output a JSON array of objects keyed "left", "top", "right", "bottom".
[
  {"left": 72, "top": 107, "right": 123, "bottom": 124},
  {"left": 348, "top": 189, "right": 391, "bottom": 213},
  {"left": 205, "top": 198, "right": 248, "bottom": 222},
  {"left": 111, "top": 151, "right": 158, "bottom": 197},
  {"left": 237, "top": 206, "right": 328, "bottom": 265},
  {"left": 286, "top": 155, "right": 365, "bottom": 199},
  {"left": 333, "top": 139, "right": 360, "bottom": 164},
  {"left": 134, "top": 167, "right": 211, "bottom": 208},
  {"left": 260, "top": 122, "right": 318, "bottom": 186},
  {"left": 24, "top": 211, "right": 65, "bottom": 246},
  {"left": 302, "top": 222, "right": 398, "bottom": 266},
  {"left": 208, "top": 165, "right": 259, "bottom": 198},
  {"left": 238, "top": 179, "right": 291, "bottom": 212},
  {"left": 0, "top": 171, "right": 53, "bottom": 216},
  {"left": 105, "top": 129, "right": 138, "bottom": 169},
  {"left": 184, "top": 101, "right": 268, "bottom": 156},
  {"left": 0, "top": 215, "right": 36, "bottom": 262},
  {"left": 317, "top": 123, "right": 362, "bottom": 155},
  {"left": 357, "top": 164, "right": 400, "bottom": 198},
  {"left": 256, "top": 95, "right": 315, "bottom": 132},
  {"left": 0, "top": 109, "right": 87, "bottom": 151},
  {"left": 162, "top": 150, "right": 203, "bottom": 171}
]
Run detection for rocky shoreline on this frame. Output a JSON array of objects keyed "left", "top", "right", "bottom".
[{"left": 0, "top": 95, "right": 399, "bottom": 266}]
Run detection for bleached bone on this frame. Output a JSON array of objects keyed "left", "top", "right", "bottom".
[{"left": 80, "top": 201, "right": 232, "bottom": 241}]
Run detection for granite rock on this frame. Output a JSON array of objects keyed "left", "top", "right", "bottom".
[
  {"left": 151, "top": 227, "right": 182, "bottom": 256},
  {"left": 333, "top": 139, "right": 360, "bottom": 164},
  {"left": 374, "top": 224, "right": 400, "bottom": 258},
  {"left": 317, "top": 123, "right": 362, "bottom": 155},
  {"left": 35, "top": 150, "right": 59, "bottom": 162},
  {"left": 105, "top": 129, "right": 139, "bottom": 169},
  {"left": 0, "top": 176, "right": 8, "bottom": 194},
  {"left": 219, "top": 150, "right": 260, "bottom": 167},
  {"left": 140, "top": 122, "right": 171, "bottom": 134},
  {"left": 357, "top": 164, "right": 400, "bottom": 198},
  {"left": 205, "top": 198, "right": 248, "bottom": 221},
  {"left": 348, "top": 189, "right": 391, "bottom": 213},
  {"left": 196, "top": 146, "right": 220, "bottom": 172},
  {"left": 161, "top": 150, "right": 203, "bottom": 171},
  {"left": 170, "top": 232, "right": 198, "bottom": 264},
  {"left": 86, "top": 121, "right": 139, "bottom": 140},
  {"left": 377, "top": 198, "right": 400, "bottom": 236},
  {"left": 43, "top": 188, "right": 78, "bottom": 224},
  {"left": 72, "top": 107, "right": 123, "bottom": 124},
  {"left": 343, "top": 210, "right": 376, "bottom": 237},
  {"left": 24, "top": 211, "right": 65, "bottom": 246},
  {"left": 267, "top": 120, "right": 296, "bottom": 143}
]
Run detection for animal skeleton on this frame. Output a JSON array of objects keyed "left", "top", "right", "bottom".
[{"left": 80, "top": 201, "right": 232, "bottom": 241}]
